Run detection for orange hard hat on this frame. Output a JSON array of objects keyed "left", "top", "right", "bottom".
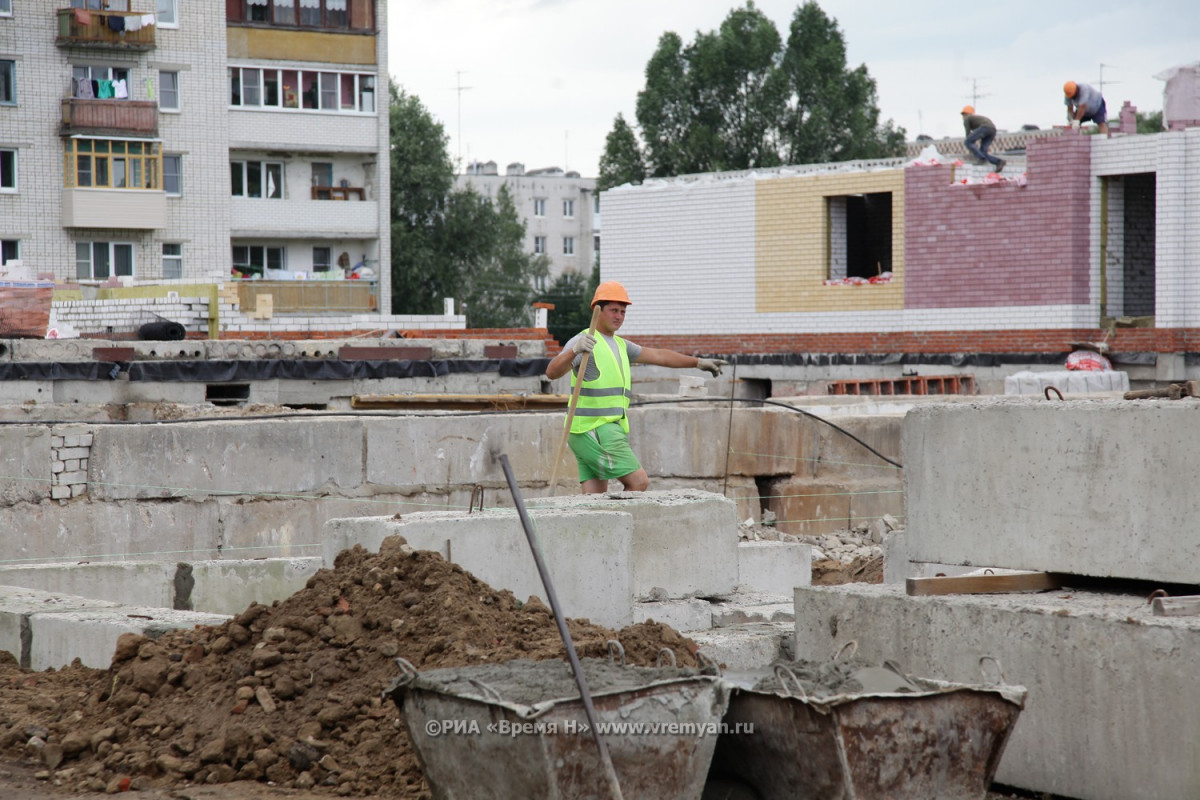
[
  {"left": 591, "top": 281, "right": 631, "bottom": 308},
  {"left": 1063, "top": 81, "right": 1077, "bottom": 97},
  {"left": 961, "top": 105, "right": 974, "bottom": 115}
]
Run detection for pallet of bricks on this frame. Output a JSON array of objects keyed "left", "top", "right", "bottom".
[{"left": 0, "top": 279, "right": 53, "bottom": 338}]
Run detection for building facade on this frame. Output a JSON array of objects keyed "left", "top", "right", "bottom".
[
  {"left": 456, "top": 161, "right": 597, "bottom": 288},
  {"left": 0, "top": 0, "right": 390, "bottom": 313}
]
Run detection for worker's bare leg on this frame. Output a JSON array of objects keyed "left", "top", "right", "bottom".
[
  {"left": 1098, "top": 121, "right": 1110, "bottom": 137},
  {"left": 580, "top": 478, "right": 609, "bottom": 494},
  {"left": 617, "top": 468, "right": 649, "bottom": 492}
]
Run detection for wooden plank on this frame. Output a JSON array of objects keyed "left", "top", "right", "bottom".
[
  {"left": 1151, "top": 596, "right": 1200, "bottom": 617},
  {"left": 906, "top": 572, "right": 1065, "bottom": 596}
]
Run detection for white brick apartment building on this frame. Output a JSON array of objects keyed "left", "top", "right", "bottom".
[
  {"left": 457, "top": 161, "right": 598, "bottom": 287},
  {"left": 0, "top": 0, "right": 391, "bottom": 313}
]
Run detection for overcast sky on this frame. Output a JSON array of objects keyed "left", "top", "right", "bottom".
[{"left": 388, "top": 0, "right": 1198, "bottom": 178}]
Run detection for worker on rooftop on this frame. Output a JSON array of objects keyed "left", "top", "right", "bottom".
[
  {"left": 545, "top": 282, "right": 726, "bottom": 494},
  {"left": 961, "top": 105, "right": 1006, "bottom": 173},
  {"left": 1064, "top": 80, "right": 1110, "bottom": 136}
]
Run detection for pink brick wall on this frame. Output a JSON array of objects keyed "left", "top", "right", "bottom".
[{"left": 904, "top": 135, "right": 1093, "bottom": 308}]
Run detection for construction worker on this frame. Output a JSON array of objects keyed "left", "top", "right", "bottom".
[
  {"left": 960, "top": 105, "right": 1006, "bottom": 172},
  {"left": 545, "top": 281, "right": 727, "bottom": 494},
  {"left": 1063, "top": 80, "right": 1109, "bottom": 136}
]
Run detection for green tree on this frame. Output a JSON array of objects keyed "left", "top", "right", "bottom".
[
  {"left": 388, "top": 83, "right": 454, "bottom": 314},
  {"left": 598, "top": 114, "right": 647, "bottom": 191},
  {"left": 537, "top": 268, "right": 594, "bottom": 346},
  {"left": 635, "top": 31, "right": 695, "bottom": 177},
  {"left": 779, "top": 1, "right": 905, "bottom": 163},
  {"left": 1136, "top": 110, "right": 1164, "bottom": 133}
]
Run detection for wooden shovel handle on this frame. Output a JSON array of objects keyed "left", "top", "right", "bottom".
[{"left": 548, "top": 304, "right": 602, "bottom": 495}]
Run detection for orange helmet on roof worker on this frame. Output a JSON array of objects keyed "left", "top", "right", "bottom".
[
  {"left": 591, "top": 281, "right": 632, "bottom": 308},
  {"left": 961, "top": 105, "right": 974, "bottom": 115},
  {"left": 1063, "top": 80, "right": 1077, "bottom": 97}
]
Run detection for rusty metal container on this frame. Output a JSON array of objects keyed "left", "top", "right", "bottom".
[
  {"left": 386, "top": 657, "right": 730, "bottom": 800},
  {"left": 709, "top": 660, "right": 1026, "bottom": 800}
]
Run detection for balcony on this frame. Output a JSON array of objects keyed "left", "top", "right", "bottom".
[
  {"left": 56, "top": 8, "right": 156, "bottom": 51},
  {"left": 235, "top": 280, "right": 378, "bottom": 314},
  {"left": 61, "top": 188, "right": 165, "bottom": 230},
  {"left": 61, "top": 99, "right": 158, "bottom": 137},
  {"left": 312, "top": 185, "right": 367, "bottom": 201}
]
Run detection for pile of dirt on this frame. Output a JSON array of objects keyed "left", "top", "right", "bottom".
[{"left": 0, "top": 537, "right": 699, "bottom": 797}]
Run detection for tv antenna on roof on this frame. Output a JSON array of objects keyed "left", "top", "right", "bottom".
[
  {"left": 1099, "top": 63, "right": 1119, "bottom": 96},
  {"left": 965, "top": 77, "right": 990, "bottom": 107},
  {"left": 452, "top": 71, "right": 472, "bottom": 169}
]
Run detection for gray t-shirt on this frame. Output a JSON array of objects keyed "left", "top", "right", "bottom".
[
  {"left": 1066, "top": 83, "right": 1103, "bottom": 116},
  {"left": 564, "top": 332, "right": 642, "bottom": 383}
]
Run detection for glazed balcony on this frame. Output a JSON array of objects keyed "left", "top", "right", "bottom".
[
  {"left": 61, "top": 98, "right": 158, "bottom": 137},
  {"left": 56, "top": 8, "right": 156, "bottom": 51}
]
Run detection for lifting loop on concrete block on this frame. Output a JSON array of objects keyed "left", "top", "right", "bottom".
[
  {"left": 695, "top": 650, "right": 721, "bottom": 675},
  {"left": 606, "top": 639, "right": 626, "bottom": 667},
  {"left": 1147, "top": 588, "right": 1169, "bottom": 604},
  {"left": 466, "top": 678, "right": 504, "bottom": 703},
  {"left": 773, "top": 664, "right": 809, "bottom": 700},
  {"left": 468, "top": 484, "right": 484, "bottom": 513},
  {"left": 1044, "top": 386, "right": 1064, "bottom": 400},
  {"left": 655, "top": 648, "right": 677, "bottom": 668},
  {"left": 979, "top": 655, "right": 1007, "bottom": 685},
  {"left": 391, "top": 657, "right": 419, "bottom": 688},
  {"left": 832, "top": 640, "right": 859, "bottom": 662}
]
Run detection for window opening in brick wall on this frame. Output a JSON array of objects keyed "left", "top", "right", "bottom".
[
  {"left": 1, "top": 240, "right": 18, "bottom": 266},
  {"left": 0, "top": 148, "right": 15, "bottom": 191},
  {"left": 312, "top": 246, "right": 332, "bottom": 272},
  {"left": 232, "top": 244, "right": 284, "bottom": 278},
  {"left": 827, "top": 192, "right": 892, "bottom": 280},
  {"left": 162, "top": 243, "right": 182, "bottom": 279},
  {"left": 65, "top": 139, "right": 162, "bottom": 190},
  {"left": 1101, "top": 173, "right": 1156, "bottom": 321},
  {"left": 76, "top": 242, "right": 134, "bottom": 280}
]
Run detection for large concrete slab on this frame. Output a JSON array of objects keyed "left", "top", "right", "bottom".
[
  {"left": 0, "top": 425, "right": 51, "bottom": 504},
  {"left": 737, "top": 541, "right": 812, "bottom": 595},
  {"left": 0, "top": 561, "right": 176, "bottom": 608},
  {"left": 29, "top": 604, "right": 229, "bottom": 670},
  {"left": 793, "top": 583, "right": 1200, "bottom": 800},
  {"left": 182, "top": 558, "right": 322, "bottom": 615},
  {"left": 533, "top": 490, "right": 739, "bottom": 600},
  {"left": 323, "top": 509, "right": 634, "bottom": 628},
  {"left": 904, "top": 400, "right": 1200, "bottom": 583},
  {"left": 0, "top": 586, "right": 119, "bottom": 668}
]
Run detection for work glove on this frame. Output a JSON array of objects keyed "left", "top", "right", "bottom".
[
  {"left": 574, "top": 332, "right": 596, "bottom": 355},
  {"left": 696, "top": 358, "right": 727, "bottom": 377},
  {"left": 1070, "top": 119, "right": 1080, "bottom": 130}
]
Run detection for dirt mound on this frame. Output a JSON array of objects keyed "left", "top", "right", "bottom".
[{"left": 0, "top": 537, "right": 699, "bottom": 797}]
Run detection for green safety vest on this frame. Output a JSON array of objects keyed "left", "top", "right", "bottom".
[{"left": 569, "top": 332, "right": 632, "bottom": 434}]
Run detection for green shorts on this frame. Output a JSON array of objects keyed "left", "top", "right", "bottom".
[{"left": 568, "top": 422, "right": 642, "bottom": 482}]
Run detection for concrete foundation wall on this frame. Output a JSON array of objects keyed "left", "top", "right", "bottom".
[
  {"left": 903, "top": 400, "right": 1200, "bottom": 583},
  {"left": 793, "top": 584, "right": 1200, "bottom": 800}
]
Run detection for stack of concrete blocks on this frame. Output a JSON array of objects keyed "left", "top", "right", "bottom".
[{"left": 795, "top": 398, "right": 1200, "bottom": 800}]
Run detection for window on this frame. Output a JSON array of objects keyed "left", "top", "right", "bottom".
[
  {"left": 232, "top": 244, "right": 284, "bottom": 278},
  {"left": 563, "top": 237, "right": 575, "bottom": 256},
  {"left": 533, "top": 198, "right": 546, "bottom": 217},
  {"left": 826, "top": 192, "right": 893, "bottom": 280},
  {"left": 64, "top": 139, "right": 162, "bottom": 190},
  {"left": 533, "top": 236, "right": 546, "bottom": 255},
  {"left": 358, "top": 75, "right": 375, "bottom": 113},
  {"left": 0, "top": 1, "right": 11, "bottom": 17},
  {"left": 159, "top": 72, "right": 179, "bottom": 111},
  {"left": 72, "top": 1, "right": 127, "bottom": 9},
  {"left": 229, "top": 67, "right": 377, "bottom": 112},
  {"left": 0, "top": 148, "right": 15, "bottom": 191},
  {"left": 311, "top": 162, "right": 332, "bottom": 187},
  {"left": 563, "top": 199, "right": 575, "bottom": 218},
  {"left": 231, "top": 161, "right": 283, "bottom": 198},
  {"left": 0, "top": 60, "right": 14, "bottom": 105},
  {"left": 313, "top": 246, "right": 331, "bottom": 272},
  {"left": 76, "top": 242, "right": 134, "bottom": 280},
  {"left": 229, "top": 0, "right": 372, "bottom": 30},
  {"left": 273, "top": 0, "right": 297, "bottom": 25},
  {"left": 594, "top": 234, "right": 600, "bottom": 253},
  {"left": 157, "top": 0, "right": 178, "bottom": 27},
  {"left": 162, "top": 243, "right": 182, "bottom": 279},
  {"left": 163, "top": 155, "right": 181, "bottom": 195},
  {"left": 594, "top": 193, "right": 600, "bottom": 213},
  {"left": 1, "top": 240, "right": 18, "bottom": 266}
]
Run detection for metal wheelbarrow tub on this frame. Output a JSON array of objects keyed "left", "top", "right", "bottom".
[
  {"left": 709, "top": 662, "right": 1026, "bottom": 800},
  {"left": 386, "top": 657, "right": 731, "bottom": 800}
]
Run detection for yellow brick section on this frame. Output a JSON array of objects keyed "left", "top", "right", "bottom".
[
  {"left": 755, "top": 170, "right": 905, "bottom": 312},
  {"left": 227, "top": 28, "right": 377, "bottom": 66}
]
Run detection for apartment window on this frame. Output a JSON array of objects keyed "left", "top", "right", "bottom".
[
  {"left": 272, "top": 0, "right": 297, "bottom": 25},
  {"left": 229, "top": 0, "right": 371, "bottom": 30},
  {"left": 563, "top": 237, "right": 575, "bottom": 256},
  {"left": 229, "top": 67, "right": 376, "bottom": 113},
  {"left": 72, "top": 1, "right": 127, "bottom": 9},
  {"left": 594, "top": 235, "right": 601, "bottom": 253},
  {"left": 231, "top": 161, "right": 283, "bottom": 199},
  {"left": 232, "top": 245, "right": 284, "bottom": 278},
  {"left": 64, "top": 139, "right": 162, "bottom": 190},
  {"left": 1, "top": 240, "right": 18, "bottom": 266},
  {"left": 563, "top": 199, "right": 575, "bottom": 218},
  {"left": 533, "top": 236, "right": 546, "bottom": 255},
  {"left": 157, "top": 0, "right": 178, "bottom": 27},
  {"left": 533, "top": 198, "right": 546, "bottom": 217},
  {"left": 313, "top": 246, "right": 332, "bottom": 273},
  {"left": 0, "top": 60, "right": 14, "bottom": 106},
  {"left": 76, "top": 242, "right": 134, "bottom": 280},
  {"left": 358, "top": 75, "right": 375, "bottom": 113},
  {"left": 594, "top": 193, "right": 600, "bottom": 213},
  {"left": 0, "top": 1, "right": 11, "bottom": 17},
  {"left": 159, "top": 71, "right": 179, "bottom": 111},
  {"left": 827, "top": 192, "right": 893, "bottom": 280},
  {"left": 0, "top": 148, "right": 15, "bottom": 192},
  {"left": 162, "top": 243, "right": 182, "bottom": 279},
  {"left": 163, "top": 155, "right": 182, "bottom": 196}
]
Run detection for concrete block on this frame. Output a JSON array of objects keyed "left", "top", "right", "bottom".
[
  {"left": 534, "top": 490, "right": 739, "bottom": 600},
  {"left": 187, "top": 558, "right": 323, "bottom": 615},
  {"left": 711, "top": 599, "right": 795, "bottom": 627},
  {"left": 881, "top": 531, "right": 981, "bottom": 584},
  {"left": 0, "top": 562, "right": 175, "bottom": 608},
  {"left": 687, "top": 622, "right": 792, "bottom": 672},
  {"left": 29, "top": 605, "right": 229, "bottom": 671},
  {"left": 904, "top": 401, "right": 1200, "bottom": 583},
  {"left": 88, "top": 418, "right": 366, "bottom": 500},
  {"left": 0, "top": 586, "right": 120, "bottom": 668},
  {"left": 737, "top": 541, "right": 812, "bottom": 595},
  {"left": 323, "top": 509, "right": 634, "bottom": 629},
  {"left": 0, "top": 425, "right": 52, "bottom": 504},
  {"left": 792, "top": 583, "right": 1200, "bottom": 800},
  {"left": 633, "top": 599, "right": 714, "bottom": 632}
]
